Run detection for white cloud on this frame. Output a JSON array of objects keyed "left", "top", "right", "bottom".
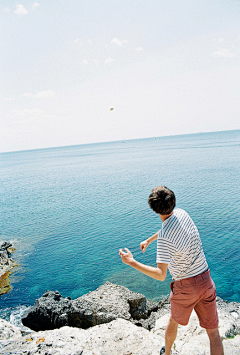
[
  {"left": 135, "top": 47, "right": 143, "bottom": 51},
  {"left": 210, "top": 48, "right": 235, "bottom": 58},
  {"left": 4, "top": 8, "right": 10, "bottom": 13},
  {"left": 11, "top": 108, "right": 37, "bottom": 117},
  {"left": 22, "top": 93, "right": 32, "bottom": 98},
  {"left": 72, "top": 38, "right": 84, "bottom": 45},
  {"left": 22, "top": 90, "right": 56, "bottom": 99},
  {"left": 1, "top": 97, "right": 13, "bottom": 102},
  {"left": 14, "top": 4, "right": 28, "bottom": 16},
  {"left": 104, "top": 58, "right": 114, "bottom": 64},
  {"left": 8, "top": 108, "right": 56, "bottom": 123},
  {"left": 34, "top": 90, "right": 56, "bottom": 98},
  {"left": 82, "top": 60, "right": 88, "bottom": 65},
  {"left": 10, "top": 108, "right": 47, "bottom": 119},
  {"left": 32, "top": 2, "right": 40, "bottom": 10},
  {"left": 111, "top": 37, "right": 128, "bottom": 46}
]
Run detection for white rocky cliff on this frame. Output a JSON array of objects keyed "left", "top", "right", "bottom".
[{"left": 0, "top": 283, "right": 240, "bottom": 355}]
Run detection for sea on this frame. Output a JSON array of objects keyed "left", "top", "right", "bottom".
[{"left": 0, "top": 130, "right": 240, "bottom": 329}]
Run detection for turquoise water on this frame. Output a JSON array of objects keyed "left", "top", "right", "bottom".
[{"left": 0, "top": 130, "right": 240, "bottom": 321}]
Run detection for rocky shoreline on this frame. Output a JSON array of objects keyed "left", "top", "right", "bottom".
[
  {"left": 0, "top": 282, "right": 240, "bottom": 354},
  {"left": 0, "top": 242, "right": 18, "bottom": 296}
]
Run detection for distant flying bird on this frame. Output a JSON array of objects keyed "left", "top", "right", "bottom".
[{"left": 110, "top": 108, "right": 114, "bottom": 111}]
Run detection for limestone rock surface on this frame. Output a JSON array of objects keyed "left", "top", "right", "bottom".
[
  {"left": 1, "top": 310, "right": 240, "bottom": 355},
  {"left": 0, "top": 318, "right": 22, "bottom": 341}
]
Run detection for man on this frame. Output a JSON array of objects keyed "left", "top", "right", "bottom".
[{"left": 119, "top": 186, "right": 223, "bottom": 355}]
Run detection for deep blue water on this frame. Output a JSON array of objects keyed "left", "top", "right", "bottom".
[{"left": 0, "top": 130, "right": 240, "bottom": 326}]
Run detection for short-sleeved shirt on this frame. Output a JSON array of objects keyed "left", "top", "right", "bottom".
[{"left": 156, "top": 208, "right": 208, "bottom": 280}]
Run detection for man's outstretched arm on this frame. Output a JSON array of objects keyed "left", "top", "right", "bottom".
[{"left": 119, "top": 248, "right": 168, "bottom": 281}]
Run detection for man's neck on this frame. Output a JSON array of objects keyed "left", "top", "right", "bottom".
[{"left": 159, "top": 211, "right": 173, "bottom": 222}]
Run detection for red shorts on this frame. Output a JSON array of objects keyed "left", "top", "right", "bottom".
[{"left": 170, "top": 269, "right": 218, "bottom": 329}]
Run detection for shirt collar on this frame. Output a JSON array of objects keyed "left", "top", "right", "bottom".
[{"left": 162, "top": 210, "right": 175, "bottom": 227}]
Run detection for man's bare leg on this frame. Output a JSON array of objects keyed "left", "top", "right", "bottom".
[
  {"left": 165, "top": 316, "right": 178, "bottom": 355},
  {"left": 206, "top": 328, "right": 224, "bottom": 355}
]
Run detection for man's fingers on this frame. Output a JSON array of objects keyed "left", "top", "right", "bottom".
[
  {"left": 119, "top": 248, "right": 128, "bottom": 256},
  {"left": 119, "top": 248, "right": 131, "bottom": 259},
  {"left": 140, "top": 241, "right": 148, "bottom": 253}
]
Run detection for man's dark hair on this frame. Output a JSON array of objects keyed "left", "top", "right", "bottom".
[{"left": 148, "top": 186, "right": 176, "bottom": 215}]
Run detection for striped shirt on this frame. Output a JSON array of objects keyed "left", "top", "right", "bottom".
[{"left": 156, "top": 208, "right": 208, "bottom": 280}]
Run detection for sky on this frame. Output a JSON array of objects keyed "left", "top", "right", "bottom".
[{"left": 1, "top": 0, "right": 240, "bottom": 153}]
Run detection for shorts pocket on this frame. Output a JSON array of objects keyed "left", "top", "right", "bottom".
[{"left": 203, "top": 280, "right": 216, "bottom": 302}]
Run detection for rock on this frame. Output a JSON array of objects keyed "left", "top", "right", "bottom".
[
  {"left": 70, "top": 282, "right": 149, "bottom": 326},
  {"left": 0, "top": 242, "right": 12, "bottom": 253},
  {"left": 222, "top": 335, "right": 240, "bottom": 355},
  {"left": 0, "top": 242, "right": 18, "bottom": 295},
  {"left": 1, "top": 281, "right": 240, "bottom": 354},
  {"left": 225, "top": 324, "right": 240, "bottom": 338},
  {"left": 19, "top": 281, "right": 240, "bottom": 354},
  {"left": 153, "top": 309, "right": 240, "bottom": 355},
  {"left": 0, "top": 242, "right": 16, "bottom": 277},
  {"left": 24, "top": 282, "right": 240, "bottom": 338},
  {"left": 1, "top": 309, "right": 240, "bottom": 355},
  {"left": 22, "top": 290, "right": 74, "bottom": 331},
  {"left": 1, "top": 318, "right": 164, "bottom": 355},
  {"left": 132, "top": 297, "right": 171, "bottom": 330},
  {"left": 0, "top": 318, "right": 22, "bottom": 341},
  {"left": 22, "top": 282, "right": 161, "bottom": 331}
]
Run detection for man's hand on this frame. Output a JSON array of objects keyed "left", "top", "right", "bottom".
[
  {"left": 140, "top": 232, "right": 158, "bottom": 253},
  {"left": 140, "top": 240, "right": 149, "bottom": 253},
  {"left": 119, "top": 248, "right": 134, "bottom": 265},
  {"left": 119, "top": 247, "right": 168, "bottom": 281}
]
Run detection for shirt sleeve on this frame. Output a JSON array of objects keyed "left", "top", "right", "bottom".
[{"left": 156, "top": 236, "right": 171, "bottom": 264}]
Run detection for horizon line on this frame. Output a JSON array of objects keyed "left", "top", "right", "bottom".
[{"left": 1, "top": 128, "right": 239, "bottom": 155}]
